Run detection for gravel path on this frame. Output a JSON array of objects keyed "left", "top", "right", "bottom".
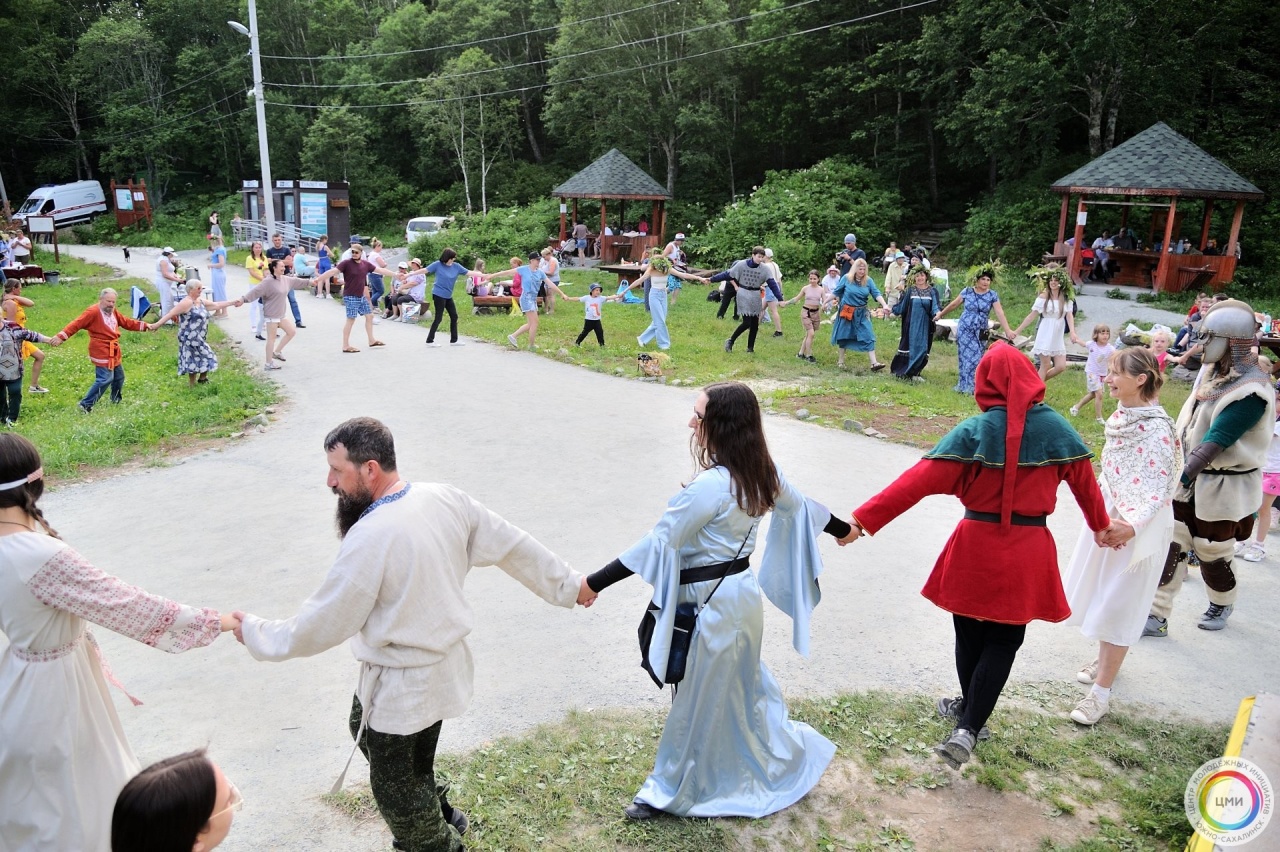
[{"left": 21, "top": 247, "right": 1276, "bottom": 850}]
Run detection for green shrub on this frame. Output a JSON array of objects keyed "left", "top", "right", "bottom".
[
  {"left": 692, "top": 158, "right": 904, "bottom": 276},
  {"left": 409, "top": 198, "right": 560, "bottom": 266},
  {"left": 948, "top": 176, "right": 1062, "bottom": 270}
]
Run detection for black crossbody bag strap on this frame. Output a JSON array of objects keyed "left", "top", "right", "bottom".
[{"left": 700, "top": 522, "right": 756, "bottom": 611}]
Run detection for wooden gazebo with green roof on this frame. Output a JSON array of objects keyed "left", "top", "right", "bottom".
[
  {"left": 553, "top": 148, "right": 672, "bottom": 263},
  {"left": 1051, "top": 122, "right": 1263, "bottom": 292}
]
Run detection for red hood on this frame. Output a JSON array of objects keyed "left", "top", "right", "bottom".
[{"left": 975, "top": 342, "right": 1047, "bottom": 525}]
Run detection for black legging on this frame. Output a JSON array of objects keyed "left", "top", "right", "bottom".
[
  {"left": 952, "top": 614, "right": 1026, "bottom": 735},
  {"left": 427, "top": 295, "right": 459, "bottom": 343},
  {"left": 576, "top": 319, "right": 605, "bottom": 346},
  {"left": 729, "top": 315, "right": 759, "bottom": 351},
  {"left": 716, "top": 280, "right": 739, "bottom": 319}
]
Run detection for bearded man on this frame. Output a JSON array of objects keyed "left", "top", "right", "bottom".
[
  {"left": 231, "top": 417, "right": 596, "bottom": 851},
  {"left": 1145, "top": 299, "right": 1275, "bottom": 637}
]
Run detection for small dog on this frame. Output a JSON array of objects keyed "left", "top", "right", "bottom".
[{"left": 122, "top": 247, "right": 131, "bottom": 263}]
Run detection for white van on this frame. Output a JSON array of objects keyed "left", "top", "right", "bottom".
[
  {"left": 405, "top": 216, "right": 449, "bottom": 245},
  {"left": 15, "top": 180, "right": 108, "bottom": 229}
]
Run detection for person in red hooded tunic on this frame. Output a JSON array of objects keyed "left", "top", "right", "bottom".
[{"left": 844, "top": 342, "right": 1111, "bottom": 769}]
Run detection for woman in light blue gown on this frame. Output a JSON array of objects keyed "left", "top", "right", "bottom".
[{"left": 584, "top": 381, "right": 850, "bottom": 820}]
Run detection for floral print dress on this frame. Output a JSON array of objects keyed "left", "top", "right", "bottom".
[{"left": 177, "top": 300, "right": 218, "bottom": 376}]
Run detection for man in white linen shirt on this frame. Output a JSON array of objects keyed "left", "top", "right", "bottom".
[{"left": 232, "top": 417, "right": 597, "bottom": 851}]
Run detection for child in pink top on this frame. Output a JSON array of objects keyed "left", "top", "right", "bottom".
[{"left": 1069, "top": 324, "right": 1115, "bottom": 423}]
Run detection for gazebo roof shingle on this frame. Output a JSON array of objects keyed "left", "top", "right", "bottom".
[
  {"left": 1052, "top": 122, "right": 1262, "bottom": 200},
  {"left": 553, "top": 149, "right": 670, "bottom": 200}
]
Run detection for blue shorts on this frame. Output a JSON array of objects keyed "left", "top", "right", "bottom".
[
  {"left": 519, "top": 291, "right": 539, "bottom": 313},
  {"left": 576, "top": 238, "right": 587, "bottom": 250},
  {"left": 343, "top": 296, "right": 372, "bottom": 318}
]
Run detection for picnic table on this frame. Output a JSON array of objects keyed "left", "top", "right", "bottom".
[{"left": 1, "top": 265, "right": 45, "bottom": 283}]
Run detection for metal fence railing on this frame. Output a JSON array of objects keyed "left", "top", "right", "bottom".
[{"left": 230, "top": 221, "right": 321, "bottom": 253}]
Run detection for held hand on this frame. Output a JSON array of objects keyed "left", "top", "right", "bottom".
[
  {"left": 837, "top": 518, "right": 864, "bottom": 546},
  {"left": 1070, "top": 333, "right": 1083, "bottom": 346},
  {"left": 933, "top": 312, "right": 943, "bottom": 321},
  {"left": 577, "top": 577, "right": 598, "bottom": 608},
  {"left": 230, "top": 610, "right": 247, "bottom": 644},
  {"left": 219, "top": 612, "right": 241, "bottom": 634}
]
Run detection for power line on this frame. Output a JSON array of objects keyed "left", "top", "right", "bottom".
[
  {"left": 266, "top": 0, "right": 821, "bottom": 90},
  {"left": 261, "top": 0, "right": 684, "bottom": 61},
  {"left": 265, "top": 1, "right": 941, "bottom": 111}
]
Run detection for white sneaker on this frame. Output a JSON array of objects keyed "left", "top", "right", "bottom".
[
  {"left": 1076, "top": 659, "right": 1100, "bottom": 685},
  {"left": 426, "top": 342, "right": 442, "bottom": 348},
  {"left": 373, "top": 317, "right": 383, "bottom": 324},
  {"left": 1069, "top": 406, "right": 1079, "bottom": 416},
  {"left": 1242, "top": 542, "right": 1266, "bottom": 562},
  {"left": 1070, "top": 693, "right": 1109, "bottom": 726},
  {"left": 450, "top": 341, "right": 466, "bottom": 346},
  {"left": 507, "top": 334, "right": 519, "bottom": 348}
]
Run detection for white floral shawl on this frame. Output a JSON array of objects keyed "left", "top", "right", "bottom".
[{"left": 1101, "top": 404, "right": 1182, "bottom": 572}]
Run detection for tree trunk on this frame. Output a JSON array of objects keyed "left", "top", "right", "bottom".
[
  {"left": 1086, "top": 73, "right": 1104, "bottom": 157},
  {"left": 926, "top": 117, "right": 939, "bottom": 207},
  {"left": 518, "top": 92, "right": 543, "bottom": 164},
  {"left": 663, "top": 132, "right": 678, "bottom": 196}
]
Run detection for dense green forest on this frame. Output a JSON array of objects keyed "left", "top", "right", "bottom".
[{"left": 5, "top": 0, "right": 1278, "bottom": 278}]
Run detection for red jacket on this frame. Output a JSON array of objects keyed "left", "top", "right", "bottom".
[
  {"left": 855, "top": 458, "right": 1108, "bottom": 625},
  {"left": 59, "top": 306, "right": 148, "bottom": 369}
]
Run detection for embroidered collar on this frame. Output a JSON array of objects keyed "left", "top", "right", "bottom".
[{"left": 359, "top": 482, "right": 410, "bottom": 520}]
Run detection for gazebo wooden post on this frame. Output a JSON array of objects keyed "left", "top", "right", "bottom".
[
  {"left": 651, "top": 201, "right": 661, "bottom": 242},
  {"left": 558, "top": 197, "right": 567, "bottom": 243},
  {"left": 1154, "top": 199, "right": 1178, "bottom": 291},
  {"left": 1070, "top": 198, "right": 1087, "bottom": 281},
  {"left": 1226, "top": 201, "right": 1245, "bottom": 258},
  {"left": 1057, "top": 195, "right": 1070, "bottom": 245},
  {"left": 1120, "top": 205, "right": 1130, "bottom": 232},
  {"left": 599, "top": 200, "right": 608, "bottom": 260},
  {"left": 1199, "top": 200, "right": 1214, "bottom": 250}
]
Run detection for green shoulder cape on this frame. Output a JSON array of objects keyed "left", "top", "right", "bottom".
[{"left": 924, "top": 403, "right": 1092, "bottom": 467}]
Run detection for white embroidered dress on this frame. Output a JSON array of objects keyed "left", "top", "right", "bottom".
[
  {"left": 0, "top": 531, "right": 221, "bottom": 852},
  {"left": 1063, "top": 404, "right": 1182, "bottom": 646}
]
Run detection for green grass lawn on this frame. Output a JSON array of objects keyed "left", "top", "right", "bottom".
[
  {"left": 463, "top": 268, "right": 1192, "bottom": 451},
  {"left": 8, "top": 253, "right": 276, "bottom": 481},
  {"left": 326, "top": 686, "right": 1226, "bottom": 851}
]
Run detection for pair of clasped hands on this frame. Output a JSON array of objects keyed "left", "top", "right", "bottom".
[{"left": 832, "top": 516, "right": 1137, "bottom": 550}]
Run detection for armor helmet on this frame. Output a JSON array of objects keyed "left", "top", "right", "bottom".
[{"left": 1197, "top": 299, "right": 1257, "bottom": 364}]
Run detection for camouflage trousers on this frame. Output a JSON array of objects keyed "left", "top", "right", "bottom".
[{"left": 349, "top": 695, "right": 465, "bottom": 852}]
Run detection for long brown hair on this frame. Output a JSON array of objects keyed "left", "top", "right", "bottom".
[
  {"left": 692, "top": 382, "right": 779, "bottom": 516},
  {"left": 0, "top": 433, "right": 59, "bottom": 537}
]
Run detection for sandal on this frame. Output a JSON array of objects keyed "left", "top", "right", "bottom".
[
  {"left": 369, "top": 340, "right": 386, "bottom": 347},
  {"left": 871, "top": 363, "right": 886, "bottom": 371},
  {"left": 343, "top": 347, "right": 360, "bottom": 353}
]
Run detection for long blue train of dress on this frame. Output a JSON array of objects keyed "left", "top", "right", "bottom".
[{"left": 619, "top": 466, "right": 835, "bottom": 818}]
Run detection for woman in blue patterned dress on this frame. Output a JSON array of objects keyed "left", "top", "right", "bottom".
[
  {"left": 829, "top": 259, "right": 889, "bottom": 370},
  {"left": 935, "top": 265, "right": 1013, "bottom": 393},
  {"left": 151, "top": 281, "right": 233, "bottom": 386}
]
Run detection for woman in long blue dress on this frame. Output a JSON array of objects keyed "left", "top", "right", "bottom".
[
  {"left": 935, "top": 265, "right": 1013, "bottom": 393},
  {"left": 829, "top": 258, "right": 889, "bottom": 370},
  {"left": 583, "top": 382, "right": 850, "bottom": 820},
  {"left": 890, "top": 265, "right": 941, "bottom": 381}
]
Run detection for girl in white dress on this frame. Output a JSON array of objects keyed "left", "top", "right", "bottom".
[
  {"left": 1012, "top": 264, "right": 1082, "bottom": 381},
  {"left": 1061, "top": 348, "right": 1181, "bottom": 726},
  {"left": 0, "top": 434, "right": 237, "bottom": 852}
]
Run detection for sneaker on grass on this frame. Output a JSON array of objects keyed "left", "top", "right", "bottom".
[{"left": 1070, "top": 693, "right": 1109, "bottom": 726}]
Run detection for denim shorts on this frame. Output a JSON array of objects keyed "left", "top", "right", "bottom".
[{"left": 343, "top": 296, "right": 372, "bottom": 318}]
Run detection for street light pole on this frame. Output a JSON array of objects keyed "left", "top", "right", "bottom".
[{"left": 230, "top": 0, "right": 274, "bottom": 235}]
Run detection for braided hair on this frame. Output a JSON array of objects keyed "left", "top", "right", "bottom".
[{"left": 0, "top": 433, "right": 59, "bottom": 538}]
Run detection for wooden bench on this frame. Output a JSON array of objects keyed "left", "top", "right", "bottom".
[
  {"left": 1177, "top": 265, "right": 1215, "bottom": 293},
  {"left": 471, "top": 294, "right": 543, "bottom": 314}
]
